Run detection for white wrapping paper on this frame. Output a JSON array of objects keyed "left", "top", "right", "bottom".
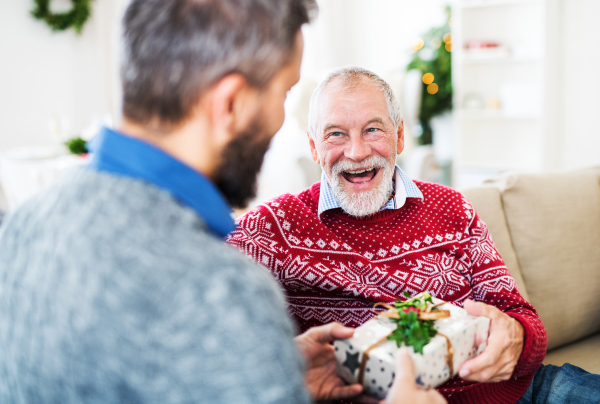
[{"left": 334, "top": 296, "right": 490, "bottom": 399}]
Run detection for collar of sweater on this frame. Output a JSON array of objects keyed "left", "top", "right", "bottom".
[{"left": 309, "top": 182, "right": 423, "bottom": 224}]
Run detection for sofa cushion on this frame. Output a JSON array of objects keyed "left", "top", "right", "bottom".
[
  {"left": 488, "top": 169, "right": 600, "bottom": 350},
  {"left": 461, "top": 186, "right": 530, "bottom": 302},
  {"left": 544, "top": 333, "right": 600, "bottom": 374}
]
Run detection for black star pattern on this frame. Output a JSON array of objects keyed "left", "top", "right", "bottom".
[{"left": 343, "top": 351, "right": 361, "bottom": 375}]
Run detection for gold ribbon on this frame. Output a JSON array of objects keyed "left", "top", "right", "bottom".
[{"left": 357, "top": 302, "right": 454, "bottom": 385}]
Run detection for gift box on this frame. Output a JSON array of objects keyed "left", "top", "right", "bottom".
[{"left": 334, "top": 293, "right": 490, "bottom": 399}]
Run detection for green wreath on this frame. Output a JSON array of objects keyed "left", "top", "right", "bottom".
[{"left": 31, "top": 0, "right": 94, "bottom": 34}]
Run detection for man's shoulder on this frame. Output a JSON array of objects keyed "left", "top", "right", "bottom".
[
  {"left": 410, "top": 179, "right": 475, "bottom": 222},
  {"left": 413, "top": 179, "right": 463, "bottom": 198},
  {"left": 0, "top": 167, "right": 290, "bottom": 334},
  {"left": 414, "top": 179, "right": 471, "bottom": 206},
  {"left": 236, "top": 182, "right": 320, "bottom": 224}
]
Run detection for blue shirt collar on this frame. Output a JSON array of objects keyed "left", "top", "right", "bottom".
[
  {"left": 317, "top": 165, "right": 424, "bottom": 217},
  {"left": 87, "top": 127, "right": 236, "bottom": 238}
]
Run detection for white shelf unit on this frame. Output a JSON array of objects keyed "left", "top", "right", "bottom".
[{"left": 451, "top": 0, "right": 561, "bottom": 189}]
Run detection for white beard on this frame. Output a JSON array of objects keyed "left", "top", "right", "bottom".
[{"left": 324, "top": 155, "right": 395, "bottom": 218}]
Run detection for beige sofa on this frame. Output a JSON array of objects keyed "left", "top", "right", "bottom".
[{"left": 462, "top": 166, "right": 600, "bottom": 374}]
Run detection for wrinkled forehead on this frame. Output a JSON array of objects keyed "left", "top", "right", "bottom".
[{"left": 316, "top": 77, "right": 391, "bottom": 130}]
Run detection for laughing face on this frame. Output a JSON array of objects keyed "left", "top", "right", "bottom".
[{"left": 308, "top": 77, "right": 404, "bottom": 217}]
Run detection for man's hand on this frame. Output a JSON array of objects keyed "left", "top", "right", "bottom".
[
  {"left": 294, "top": 322, "right": 363, "bottom": 401},
  {"left": 458, "top": 299, "right": 525, "bottom": 382},
  {"left": 384, "top": 348, "right": 446, "bottom": 404}
]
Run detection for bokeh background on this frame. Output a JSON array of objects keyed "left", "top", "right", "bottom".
[{"left": 1, "top": 0, "right": 599, "bottom": 215}]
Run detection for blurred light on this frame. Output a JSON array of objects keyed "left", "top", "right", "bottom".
[
  {"left": 445, "top": 42, "right": 452, "bottom": 52},
  {"left": 430, "top": 38, "right": 442, "bottom": 49},
  {"left": 422, "top": 73, "right": 435, "bottom": 85},
  {"left": 413, "top": 38, "right": 425, "bottom": 51},
  {"left": 448, "top": 17, "right": 453, "bottom": 27},
  {"left": 427, "top": 83, "right": 439, "bottom": 94},
  {"left": 443, "top": 33, "right": 452, "bottom": 44}
]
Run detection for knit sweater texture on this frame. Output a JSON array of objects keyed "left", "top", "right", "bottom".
[
  {"left": 0, "top": 169, "right": 310, "bottom": 404},
  {"left": 227, "top": 181, "right": 548, "bottom": 404}
]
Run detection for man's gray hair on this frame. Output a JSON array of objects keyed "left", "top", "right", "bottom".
[
  {"left": 121, "top": 0, "right": 317, "bottom": 127},
  {"left": 307, "top": 67, "right": 402, "bottom": 138}
]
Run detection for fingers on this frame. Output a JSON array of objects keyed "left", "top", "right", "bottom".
[
  {"left": 385, "top": 348, "right": 448, "bottom": 404},
  {"left": 474, "top": 330, "right": 487, "bottom": 348},
  {"left": 394, "top": 347, "right": 416, "bottom": 383},
  {"left": 459, "top": 340, "right": 502, "bottom": 380},
  {"left": 459, "top": 300, "right": 503, "bottom": 381},
  {"left": 303, "top": 322, "right": 355, "bottom": 345},
  {"left": 328, "top": 383, "right": 364, "bottom": 400},
  {"left": 463, "top": 299, "right": 500, "bottom": 320}
]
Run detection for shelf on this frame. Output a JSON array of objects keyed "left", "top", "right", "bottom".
[
  {"left": 460, "top": 110, "right": 540, "bottom": 121},
  {"left": 460, "top": 0, "right": 540, "bottom": 9}
]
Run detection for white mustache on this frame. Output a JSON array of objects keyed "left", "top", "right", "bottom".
[{"left": 331, "top": 155, "right": 389, "bottom": 176}]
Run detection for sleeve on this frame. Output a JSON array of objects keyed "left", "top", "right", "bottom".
[
  {"left": 226, "top": 206, "right": 288, "bottom": 280},
  {"left": 465, "top": 204, "right": 547, "bottom": 378}
]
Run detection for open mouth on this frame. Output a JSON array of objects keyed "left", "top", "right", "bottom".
[{"left": 341, "top": 167, "right": 380, "bottom": 184}]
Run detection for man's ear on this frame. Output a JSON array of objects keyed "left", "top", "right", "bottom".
[
  {"left": 206, "top": 74, "right": 250, "bottom": 146},
  {"left": 396, "top": 119, "right": 405, "bottom": 155},
  {"left": 306, "top": 130, "right": 320, "bottom": 164}
]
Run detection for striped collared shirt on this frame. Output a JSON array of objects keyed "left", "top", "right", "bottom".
[{"left": 317, "top": 165, "right": 424, "bottom": 217}]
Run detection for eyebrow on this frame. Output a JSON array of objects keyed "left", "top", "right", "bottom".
[
  {"left": 322, "top": 117, "right": 386, "bottom": 133},
  {"left": 322, "top": 123, "right": 342, "bottom": 132}
]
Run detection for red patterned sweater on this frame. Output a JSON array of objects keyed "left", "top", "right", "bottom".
[{"left": 227, "top": 181, "right": 547, "bottom": 404}]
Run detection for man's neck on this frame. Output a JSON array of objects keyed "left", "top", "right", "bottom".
[{"left": 119, "top": 117, "right": 219, "bottom": 179}]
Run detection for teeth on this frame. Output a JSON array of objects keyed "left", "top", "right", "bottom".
[{"left": 346, "top": 168, "right": 374, "bottom": 175}]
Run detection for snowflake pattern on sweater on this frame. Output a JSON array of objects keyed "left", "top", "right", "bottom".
[{"left": 227, "top": 181, "right": 547, "bottom": 404}]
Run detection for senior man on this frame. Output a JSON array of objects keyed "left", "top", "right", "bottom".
[
  {"left": 0, "top": 3, "right": 446, "bottom": 404},
  {"left": 227, "top": 67, "right": 600, "bottom": 403}
]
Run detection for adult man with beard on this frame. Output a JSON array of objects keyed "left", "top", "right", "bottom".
[
  {"left": 227, "top": 67, "right": 600, "bottom": 403},
  {"left": 0, "top": 3, "right": 446, "bottom": 404}
]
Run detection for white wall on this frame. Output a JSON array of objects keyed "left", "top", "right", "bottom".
[
  {"left": 0, "top": 0, "right": 124, "bottom": 151},
  {"left": 0, "top": 0, "right": 597, "bottom": 174},
  {"left": 560, "top": 0, "right": 600, "bottom": 171}
]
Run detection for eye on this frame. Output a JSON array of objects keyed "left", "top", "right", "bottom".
[
  {"left": 330, "top": 132, "right": 343, "bottom": 137},
  {"left": 366, "top": 128, "right": 379, "bottom": 133}
]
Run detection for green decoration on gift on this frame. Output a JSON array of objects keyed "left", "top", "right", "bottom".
[
  {"left": 65, "top": 136, "right": 88, "bottom": 155},
  {"left": 387, "top": 292, "right": 440, "bottom": 354},
  {"left": 406, "top": 6, "right": 453, "bottom": 146},
  {"left": 31, "top": 0, "right": 94, "bottom": 34}
]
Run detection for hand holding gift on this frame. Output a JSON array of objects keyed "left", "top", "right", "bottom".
[
  {"left": 295, "top": 321, "right": 447, "bottom": 404},
  {"left": 458, "top": 299, "right": 525, "bottom": 382},
  {"left": 384, "top": 348, "right": 446, "bottom": 404},
  {"left": 334, "top": 293, "right": 491, "bottom": 400},
  {"left": 295, "top": 322, "right": 364, "bottom": 401}
]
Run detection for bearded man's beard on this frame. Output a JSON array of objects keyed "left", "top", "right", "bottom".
[
  {"left": 325, "top": 155, "right": 395, "bottom": 218},
  {"left": 212, "top": 119, "right": 272, "bottom": 209}
]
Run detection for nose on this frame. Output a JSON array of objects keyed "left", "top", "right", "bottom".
[{"left": 345, "top": 133, "right": 372, "bottom": 162}]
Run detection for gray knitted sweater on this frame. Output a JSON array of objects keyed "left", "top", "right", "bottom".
[{"left": 0, "top": 169, "right": 310, "bottom": 404}]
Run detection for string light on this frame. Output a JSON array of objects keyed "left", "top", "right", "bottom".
[
  {"left": 443, "top": 33, "right": 452, "bottom": 44},
  {"left": 422, "top": 73, "right": 435, "bottom": 85},
  {"left": 427, "top": 83, "right": 439, "bottom": 94},
  {"left": 413, "top": 38, "right": 425, "bottom": 51},
  {"left": 445, "top": 42, "right": 452, "bottom": 52}
]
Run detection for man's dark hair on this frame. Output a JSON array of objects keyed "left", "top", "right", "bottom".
[{"left": 121, "top": 0, "right": 317, "bottom": 127}]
